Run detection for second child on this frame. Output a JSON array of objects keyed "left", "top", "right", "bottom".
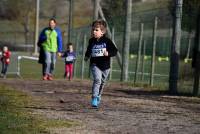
[
  {"left": 62, "top": 43, "right": 76, "bottom": 80},
  {"left": 1, "top": 46, "right": 11, "bottom": 78}
]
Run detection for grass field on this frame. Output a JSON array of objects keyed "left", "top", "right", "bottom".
[
  {"left": 0, "top": 84, "right": 77, "bottom": 134},
  {"left": 5, "top": 52, "right": 193, "bottom": 94}
]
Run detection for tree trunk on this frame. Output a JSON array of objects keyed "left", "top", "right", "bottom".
[
  {"left": 193, "top": 8, "right": 200, "bottom": 96},
  {"left": 121, "top": 0, "right": 132, "bottom": 81},
  {"left": 169, "top": 0, "right": 183, "bottom": 94}
]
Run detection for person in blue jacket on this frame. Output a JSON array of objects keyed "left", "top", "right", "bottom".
[{"left": 38, "top": 18, "right": 63, "bottom": 80}]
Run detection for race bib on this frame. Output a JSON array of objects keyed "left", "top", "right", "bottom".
[
  {"left": 65, "top": 56, "right": 74, "bottom": 62},
  {"left": 91, "top": 43, "right": 107, "bottom": 57},
  {"left": 91, "top": 48, "right": 106, "bottom": 57}
]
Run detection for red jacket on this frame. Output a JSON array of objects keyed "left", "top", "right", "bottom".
[{"left": 1, "top": 51, "right": 11, "bottom": 64}]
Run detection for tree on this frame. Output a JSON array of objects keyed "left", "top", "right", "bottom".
[
  {"left": 169, "top": 0, "right": 200, "bottom": 32},
  {"left": 182, "top": 0, "right": 200, "bottom": 32},
  {"left": 169, "top": 0, "right": 183, "bottom": 94},
  {"left": 101, "top": 0, "right": 126, "bottom": 31},
  {"left": 1, "top": 0, "right": 35, "bottom": 45},
  {"left": 182, "top": 0, "right": 200, "bottom": 54}
]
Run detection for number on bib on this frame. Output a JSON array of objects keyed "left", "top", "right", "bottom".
[{"left": 91, "top": 48, "right": 106, "bottom": 57}]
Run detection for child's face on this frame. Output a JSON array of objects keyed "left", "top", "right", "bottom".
[
  {"left": 68, "top": 45, "right": 73, "bottom": 52},
  {"left": 92, "top": 27, "right": 105, "bottom": 39},
  {"left": 3, "top": 47, "right": 8, "bottom": 52}
]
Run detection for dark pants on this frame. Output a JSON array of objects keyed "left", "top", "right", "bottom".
[
  {"left": 42, "top": 63, "right": 45, "bottom": 76},
  {"left": 38, "top": 46, "right": 45, "bottom": 76},
  {"left": 1, "top": 63, "right": 8, "bottom": 75}
]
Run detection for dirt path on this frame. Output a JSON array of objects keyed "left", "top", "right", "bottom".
[{"left": 1, "top": 78, "right": 200, "bottom": 134}]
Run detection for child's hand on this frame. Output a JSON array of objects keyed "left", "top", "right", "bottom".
[
  {"left": 6, "top": 59, "right": 10, "bottom": 63},
  {"left": 104, "top": 50, "right": 108, "bottom": 56},
  {"left": 57, "top": 52, "right": 62, "bottom": 57}
]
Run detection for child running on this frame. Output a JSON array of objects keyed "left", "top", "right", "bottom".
[
  {"left": 84, "top": 20, "right": 118, "bottom": 108},
  {"left": 62, "top": 43, "right": 76, "bottom": 81},
  {"left": 0, "top": 46, "right": 11, "bottom": 78}
]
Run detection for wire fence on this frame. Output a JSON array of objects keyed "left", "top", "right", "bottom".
[{"left": 0, "top": 3, "right": 196, "bottom": 94}]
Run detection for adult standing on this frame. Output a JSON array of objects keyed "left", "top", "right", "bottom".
[{"left": 38, "top": 18, "right": 63, "bottom": 80}]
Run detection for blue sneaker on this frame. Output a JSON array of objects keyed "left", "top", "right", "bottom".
[
  {"left": 97, "top": 96, "right": 101, "bottom": 105},
  {"left": 91, "top": 97, "right": 98, "bottom": 107}
]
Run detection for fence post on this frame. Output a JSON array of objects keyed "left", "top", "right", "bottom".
[
  {"left": 110, "top": 27, "right": 115, "bottom": 80},
  {"left": 121, "top": 0, "right": 132, "bottom": 81},
  {"left": 134, "top": 23, "right": 144, "bottom": 84},
  {"left": 150, "top": 17, "right": 158, "bottom": 86},
  {"left": 33, "top": 0, "right": 40, "bottom": 55},
  {"left": 186, "top": 32, "right": 193, "bottom": 59},
  {"left": 68, "top": 0, "right": 73, "bottom": 43},
  {"left": 169, "top": 0, "right": 183, "bottom": 94},
  {"left": 141, "top": 39, "right": 146, "bottom": 81},
  {"left": 17, "top": 56, "right": 21, "bottom": 77},
  {"left": 81, "top": 34, "right": 87, "bottom": 79},
  {"left": 73, "top": 32, "right": 80, "bottom": 78}
]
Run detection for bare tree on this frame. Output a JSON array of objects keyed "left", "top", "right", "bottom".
[{"left": 4, "top": 0, "right": 35, "bottom": 45}]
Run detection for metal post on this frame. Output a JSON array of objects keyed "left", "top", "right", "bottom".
[
  {"left": 169, "top": 0, "right": 183, "bottom": 94},
  {"left": 73, "top": 32, "right": 80, "bottom": 78},
  {"left": 81, "top": 34, "right": 87, "bottom": 79},
  {"left": 110, "top": 27, "right": 115, "bottom": 80},
  {"left": 17, "top": 56, "right": 22, "bottom": 77},
  {"left": 134, "top": 23, "right": 144, "bottom": 84},
  {"left": 186, "top": 32, "right": 193, "bottom": 59},
  {"left": 121, "top": 0, "right": 132, "bottom": 81},
  {"left": 141, "top": 40, "right": 146, "bottom": 81},
  {"left": 150, "top": 17, "right": 158, "bottom": 86},
  {"left": 68, "top": 0, "right": 73, "bottom": 43},
  {"left": 34, "top": 0, "right": 40, "bottom": 55}
]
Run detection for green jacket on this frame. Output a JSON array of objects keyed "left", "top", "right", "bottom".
[{"left": 39, "top": 27, "right": 63, "bottom": 53}]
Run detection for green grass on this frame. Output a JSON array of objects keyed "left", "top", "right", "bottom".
[
  {"left": 0, "top": 84, "right": 77, "bottom": 134},
  {"left": 6, "top": 52, "right": 194, "bottom": 94},
  {"left": 133, "top": 0, "right": 170, "bottom": 12}
]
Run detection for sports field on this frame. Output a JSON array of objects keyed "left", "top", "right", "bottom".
[
  {"left": 0, "top": 78, "right": 200, "bottom": 133},
  {"left": 15, "top": 53, "right": 193, "bottom": 94}
]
